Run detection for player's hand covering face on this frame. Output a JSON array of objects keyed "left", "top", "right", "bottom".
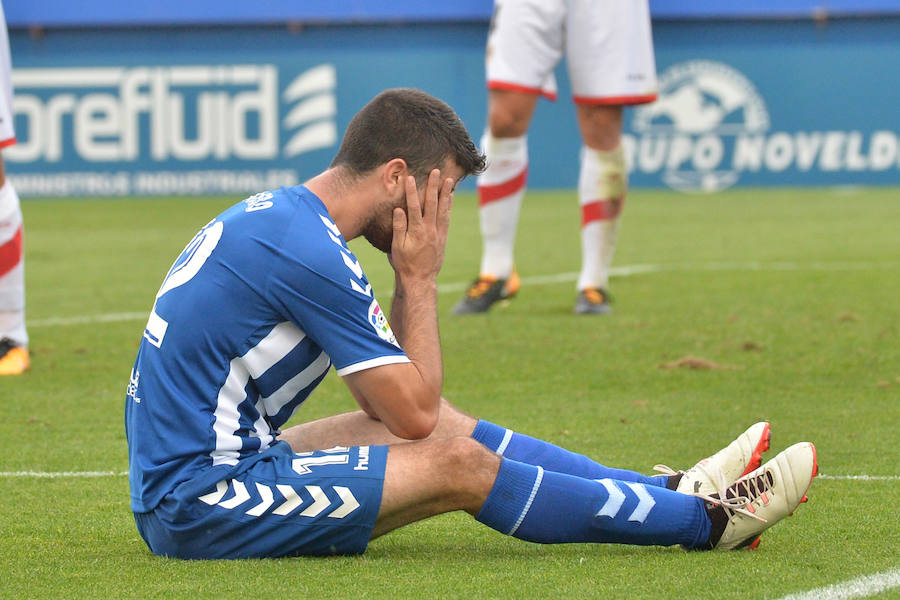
[{"left": 388, "top": 169, "right": 455, "bottom": 283}]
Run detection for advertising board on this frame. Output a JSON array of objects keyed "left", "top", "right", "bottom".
[{"left": 6, "top": 20, "right": 900, "bottom": 195}]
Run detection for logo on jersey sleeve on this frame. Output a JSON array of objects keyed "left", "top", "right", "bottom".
[
  {"left": 244, "top": 191, "right": 274, "bottom": 212},
  {"left": 367, "top": 298, "right": 400, "bottom": 348}
]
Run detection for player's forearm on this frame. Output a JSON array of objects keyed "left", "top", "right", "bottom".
[
  {"left": 389, "top": 273, "right": 407, "bottom": 346},
  {"left": 342, "top": 275, "right": 442, "bottom": 440},
  {"left": 394, "top": 275, "right": 443, "bottom": 404}
]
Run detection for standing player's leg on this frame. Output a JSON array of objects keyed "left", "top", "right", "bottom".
[
  {"left": 452, "top": 90, "right": 536, "bottom": 315},
  {"left": 454, "top": 0, "right": 564, "bottom": 314},
  {"left": 566, "top": 0, "right": 658, "bottom": 314},
  {"left": 0, "top": 7, "right": 28, "bottom": 375},
  {"left": 573, "top": 104, "right": 627, "bottom": 314},
  {"left": 0, "top": 156, "right": 28, "bottom": 376}
]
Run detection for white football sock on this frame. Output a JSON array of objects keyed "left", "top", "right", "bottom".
[
  {"left": 0, "top": 179, "right": 27, "bottom": 347},
  {"left": 477, "top": 133, "right": 528, "bottom": 279},
  {"left": 577, "top": 145, "right": 626, "bottom": 291}
]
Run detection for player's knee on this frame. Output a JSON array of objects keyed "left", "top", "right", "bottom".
[
  {"left": 584, "top": 131, "right": 623, "bottom": 152},
  {"left": 442, "top": 436, "right": 494, "bottom": 465},
  {"left": 440, "top": 437, "right": 501, "bottom": 501},
  {"left": 578, "top": 106, "right": 624, "bottom": 151},
  {"left": 488, "top": 104, "right": 530, "bottom": 138}
]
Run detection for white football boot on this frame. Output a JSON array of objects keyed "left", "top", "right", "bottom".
[
  {"left": 655, "top": 422, "right": 771, "bottom": 496},
  {"left": 702, "top": 441, "right": 817, "bottom": 551}
]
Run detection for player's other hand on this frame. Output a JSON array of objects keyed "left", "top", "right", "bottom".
[{"left": 390, "top": 169, "right": 454, "bottom": 284}]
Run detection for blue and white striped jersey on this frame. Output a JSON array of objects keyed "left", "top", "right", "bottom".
[{"left": 126, "top": 186, "right": 408, "bottom": 513}]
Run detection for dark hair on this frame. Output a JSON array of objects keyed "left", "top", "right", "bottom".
[{"left": 330, "top": 88, "right": 486, "bottom": 182}]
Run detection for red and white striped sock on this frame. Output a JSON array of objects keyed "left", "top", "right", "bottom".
[
  {"left": 0, "top": 180, "right": 27, "bottom": 347},
  {"left": 477, "top": 133, "right": 528, "bottom": 279},
  {"left": 577, "top": 145, "right": 626, "bottom": 292}
]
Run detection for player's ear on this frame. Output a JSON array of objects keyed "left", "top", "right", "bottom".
[{"left": 382, "top": 158, "right": 409, "bottom": 195}]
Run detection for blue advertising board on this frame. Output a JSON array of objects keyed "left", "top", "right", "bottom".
[
  {"left": 6, "top": 24, "right": 489, "bottom": 196},
  {"left": 5, "top": 0, "right": 900, "bottom": 26},
  {"left": 623, "top": 18, "right": 900, "bottom": 191},
  {"left": 6, "top": 18, "right": 900, "bottom": 195}
]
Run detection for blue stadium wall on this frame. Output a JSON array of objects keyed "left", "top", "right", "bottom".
[{"left": 5, "top": 1, "right": 900, "bottom": 196}]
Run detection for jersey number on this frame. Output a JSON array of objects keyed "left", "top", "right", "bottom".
[
  {"left": 143, "top": 220, "right": 224, "bottom": 348},
  {"left": 291, "top": 447, "right": 352, "bottom": 475}
]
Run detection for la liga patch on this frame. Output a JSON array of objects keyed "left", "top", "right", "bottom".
[{"left": 368, "top": 298, "right": 399, "bottom": 348}]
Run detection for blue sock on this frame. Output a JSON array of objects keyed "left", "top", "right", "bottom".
[
  {"left": 472, "top": 420, "right": 669, "bottom": 488},
  {"left": 476, "top": 458, "right": 710, "bottom": 548}
]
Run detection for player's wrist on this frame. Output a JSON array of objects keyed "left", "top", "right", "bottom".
[
  {"left": 395, "top": 269, "right": 438, "bottom": 288},
  {"left": 396, "top": 274, "right": 438, "bottom": 294}
]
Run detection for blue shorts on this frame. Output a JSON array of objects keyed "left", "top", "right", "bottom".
[{"left": 134, "top": 442, "right": 388, "bottom": 559}]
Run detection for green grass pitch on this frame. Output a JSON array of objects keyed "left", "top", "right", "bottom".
[{"left": 1, "top": 186, "right": 898, "bottom": 599}]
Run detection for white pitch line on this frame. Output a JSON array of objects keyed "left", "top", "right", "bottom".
[
  {"left": 28, "top": 311, "right": 147, "bottom": 328},
  {"left": 653, "top": 260, "right": 900, "bottom": 273},
  {"left": 438, "top": 261, "right": 899, "bottom": 293},
  {"left": 0, "top": 470, "right": 128, "bottom": 478},
  {"left": 818, "top": 474, "right": 900, "bottom": 481},
  {"left": 25, "top": 260, "right": 900, "bottom": 328},
  {"left": 775, "top": 569, "right": 900, "bottom": 600}
]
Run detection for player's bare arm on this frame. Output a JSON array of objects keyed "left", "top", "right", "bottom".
[{"left": 344, "top": 169, "right": 454, "bottom": 440}]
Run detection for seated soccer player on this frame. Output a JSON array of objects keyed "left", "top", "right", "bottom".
[{"left": 126, "top": 89, "right": 816, "bottom": 559}]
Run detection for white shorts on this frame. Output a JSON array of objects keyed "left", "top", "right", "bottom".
[
  {"left": 486, "top": 0, "right": 657, "bottom": 105},
  {"left": 0, "top": 3, "right": 14, "bottom": 147}
]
